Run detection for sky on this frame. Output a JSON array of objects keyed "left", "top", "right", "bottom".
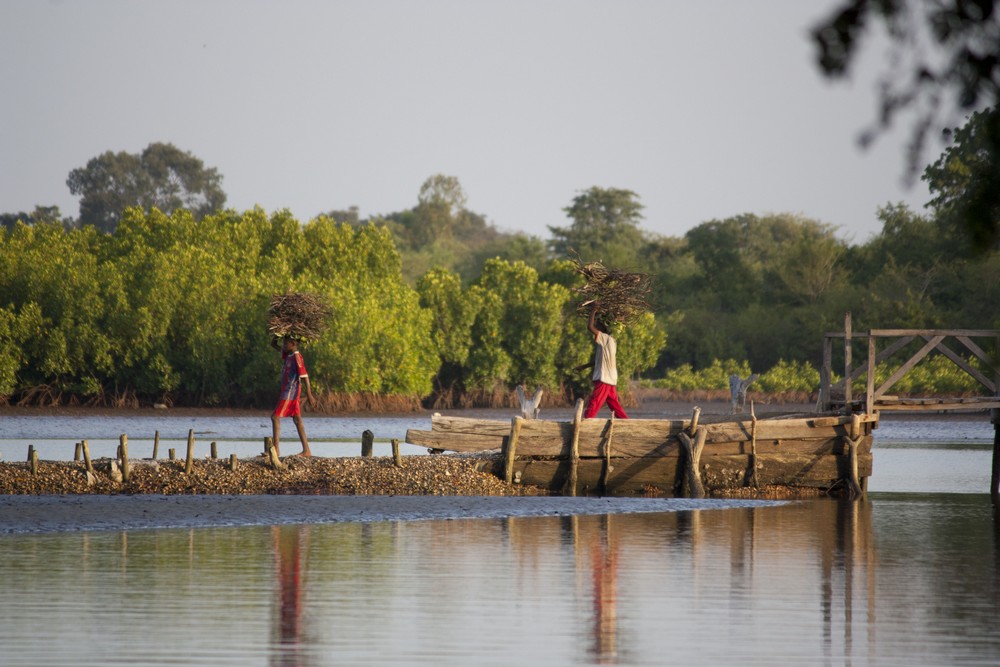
[{"left": 2, "top": 0, "right": 938, "bottom": 244}]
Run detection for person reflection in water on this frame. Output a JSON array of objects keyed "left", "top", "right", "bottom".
[
  {"left": 590, "top": 518, "right": 620, "bottom": 664},
  {"left": 273, "top": 524, "right": 309, "bottom": 667}
]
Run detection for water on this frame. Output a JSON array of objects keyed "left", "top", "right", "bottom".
[{"left": 0, "top": 412, "right": 998, "bottom": 665}]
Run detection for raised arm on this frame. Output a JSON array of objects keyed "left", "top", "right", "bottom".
[{"left": 587, "top": 303, "right": 600, "bottom": 338}]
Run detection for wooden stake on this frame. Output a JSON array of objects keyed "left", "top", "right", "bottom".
[
  {"left": 266, "top": 437, "right": 284, "bottom": 470},
  {"left": 26, "top": 444, "right": 34, "bottom": 463},
  {"left": 991, "top": 410, "right": 1000, "bottom": 503},
  {"left": 229, "top": 453, "right": 238, "bottom": 472},
  {"left": 567, "top": 399, "right": 584, "bottom": 497},
  {"left": 361, "top": 430, "right": 374, "bottom": 458},
  {"left": 185, "top": 429, "right": 194, "bottom": 474},
  {"left": 210, "top": 441, "right": 218, "bottom": 459},
  {"left": 846, "top": 436, "right": 864, "bottom": 499},
  {"left": 120, "top": 434, "right": 129, "bottom": 484},
  {"left": 391, "top": 439, "right": 403, "bottom": 467},
  {"left": 152, "top": 430, "right": 160, "bottom": 460},
  {"left": 505, "top": 417, "right": 523, "bottom": 485},
  {"left": 689, "top": 406, "right": 701, "bottom": 434},
  {"left": 678, "top": 426, "right": 707, "bottom": 498},
  {"left": 74, "top": 441, "right": 82, "bottom": 462},
  {"left": 30, "top": 449, "right": 38, "bottom": 475},
  {"left": 82, "top": 440, "right": 94, "bottom": 475},
  {"left": 749, "top": 401, "right": 759, "bottom": 488},
  {"left": 168, "top": 448, "right": 176, "bottom": 461},
  {"left": 600, "top": 415, "right": 615, "bottom": 495}
]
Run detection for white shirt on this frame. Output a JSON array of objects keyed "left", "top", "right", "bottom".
[{"left": 591, "top": 331, "right": 618, "bottom": 385}]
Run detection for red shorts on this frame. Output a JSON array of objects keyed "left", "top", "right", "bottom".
[{"left": 273, "top": 398, "right": 301, "bottom": 418}]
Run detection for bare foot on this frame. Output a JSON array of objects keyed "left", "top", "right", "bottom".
[{"left": 289, "top": 450, "right": 312, "bottom": 458}]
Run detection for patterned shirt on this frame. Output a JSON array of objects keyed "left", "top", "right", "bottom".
[{"left": 278, "top": 350, "right": 308, "bottom": 401}]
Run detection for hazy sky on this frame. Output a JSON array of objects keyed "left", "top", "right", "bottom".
[{"left": 3, "top": 0, "right": 937, "bottom": 244}]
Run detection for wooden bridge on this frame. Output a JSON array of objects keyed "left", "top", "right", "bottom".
[{"left": 817, "top": 314, "right": 1000, "bottom": 500}]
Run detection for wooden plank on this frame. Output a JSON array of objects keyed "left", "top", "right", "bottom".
[
  {"left": 405, "top": 429, "right": 505, "bottom": 452},
  {"left": 431, "top": 415, "right": 514, "bottom": 437},
  {"left": 875, "top": 399, "right": 1000, "bottom": 411},
  {"left": 492, "top": 450, "right": 873, "bottom": 496},
  {"left": 869, "top": 329, "right": 1000, "bottom": 337}
]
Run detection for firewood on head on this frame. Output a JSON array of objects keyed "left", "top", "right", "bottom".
[
  {"left": 267, "top": 291, "right": 332, "bottom": 342},
  {"left": 570, "top": 258, "right": 652, "bottom": 326}
]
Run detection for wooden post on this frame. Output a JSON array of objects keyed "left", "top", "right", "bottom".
[
  {"left": 81, "top": 440, "right": 94, "bottom": 475},
  {"left": 748, "top": 401, "right": 759, "bottom": 488},
  {"left": 210, "top": 441, "right": 218, "bottom": 459},
  {"left": 120, "top": 434, "right": 129, "bottom": 484},
  {"left": 361, "top": 430, "right": 374, "bottom": 458},
  {"left": 266, "top": 437, "right": 284, "bottom": 470},
  {"left": 30, "top": 448, "right": 38, "bottom": 475},
  {"left": 26, "top": 444, "right": 34, "bottom": 463},
  {"left": 677, "top": 426, "right": 707, "bottom": 499},
  {"left": 168, "top": 448, "right": 176, "bottom": 461},
  {"left": 991, "top": 409, "right": 1000, "bottom": 503},
  {"left": 185, "top": 429, "right": 195, "bottom": 475},
  {"left": 845, "top": 413, "right": 864, "bottom": 498},
  {"left": 152, "top": 430, "right": 160, "bottom": 460},
  {"left": 690, "top": 406, "right": 701, "bottom": 434},
  {"left": 844, "top": 311, "right": 853, "bottom": 414},
  {"left": 600, "top": 416, "right": 615, "bottom": 495},
  {"left": 846, "top": 436, "right": 864, "bottom": 499},
  {"left": 229, "top": 453, "right": 238, "bottom": 472},
  {"left": 821, "top": 335, "right": 833, "bottom": 411},
  {"left": 391, "top": 439, "right": 403, "bottom": 467},
  {"left": 866, "top": 333, "right": 876, "bottom": 415},
  {"left": 74, "top": 441, "right": 82, "bottom": 462},
  {"left": 567, "top": 399, "right": 584, "bottom": 496},
  {"left": 505, "top": 417, "right": 523, "bottom": 485}
]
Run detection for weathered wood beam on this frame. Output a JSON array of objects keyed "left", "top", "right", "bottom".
[{"left": 874, "top": 335, "right": 944, "bottom": 399}]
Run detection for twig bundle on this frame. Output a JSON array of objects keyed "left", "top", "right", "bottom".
[
  {"left": 571, "top": 259, "right": 652, "bottom": 325},
  {"left": 267, "top": 292, "right": 331, "bottom": 341}
]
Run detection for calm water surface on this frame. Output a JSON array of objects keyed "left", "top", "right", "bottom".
[{"left": 0, "top": 413, "right": 998, "bottom": 666}]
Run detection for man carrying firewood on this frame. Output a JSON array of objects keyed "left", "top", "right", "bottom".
[
  {"left": 271, "top": 335, "right": 317, "bottom": 456},
  {"left": 578, "top": 303, "right": 629, "bottom": 420}
]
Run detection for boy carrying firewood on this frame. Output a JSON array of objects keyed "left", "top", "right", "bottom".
[{"left": 271, "top": 335, "right": 317, "bottom": 457}]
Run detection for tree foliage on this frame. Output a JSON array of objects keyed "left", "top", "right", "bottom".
[
  {"left": 67, "top": 142, "right": 226, "bottom": 233},
  {"left": 548, "top": 186, "right": 647, "bottom": 268},
  {"left": 812, "top": 1, "right": 1000, "bottom": 250}
]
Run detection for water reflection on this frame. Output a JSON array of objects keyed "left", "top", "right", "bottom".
[
  {"left": 1, "top": 497, "right": 999, "bottom": 666},
  {"left": 273, "top": 525, "right": 309, "bottom": 667}
]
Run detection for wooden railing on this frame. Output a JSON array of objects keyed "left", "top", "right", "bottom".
[{"left": 819, "top": 314, "right": 1000, "bottom": 414}]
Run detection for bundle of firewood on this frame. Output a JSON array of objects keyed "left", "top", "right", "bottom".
[
  {"left": 571, "top": 259, "right": 652, "bottom": 325},
  {"left": 267, "top": 292, "right": 331, "bottom": 341}
]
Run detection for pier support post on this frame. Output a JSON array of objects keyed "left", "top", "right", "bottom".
[
  {"left": 505, "top": 417, "right": 523, "bottom": 485},
  {"left": 991, "top": 409, "right": 1000, "bottom": 503},
  {"left": 748, "top": 402, "right": 759, "bottom": 488},
  {"left": 599, "top": 416, "right": 616, "bottom": 495},
  {"left": 566, "top": 399, "right": 584, "bottom": 496},
  {"left": 844, "top": 413, "right": 865, "bottom": 499},
  {"left": 230, "top": 453, "right": 238, "bottom": 472},
  {"left": 677, "top": 426, "right": 707, "bottom": 499},
  {"left": 210, "top": 441, "right": 218, "bottom": 459},
  {"left": 152, "top": 430, "right": 160, "bottom": 461},
  {"left": 361, "top": 430, "right": 374, "bottom": 458}
]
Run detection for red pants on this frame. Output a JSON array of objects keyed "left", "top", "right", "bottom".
[{"left": 584, "top": 381, "right": 628, "bottom": 419}]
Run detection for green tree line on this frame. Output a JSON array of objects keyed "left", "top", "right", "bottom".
[{"left": 0, "top": 207, "right": 663, "bottom": 407}]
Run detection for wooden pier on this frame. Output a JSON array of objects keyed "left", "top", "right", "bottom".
[{"left": 818, "top": 314, "right": 1000, "bottom": 500}]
